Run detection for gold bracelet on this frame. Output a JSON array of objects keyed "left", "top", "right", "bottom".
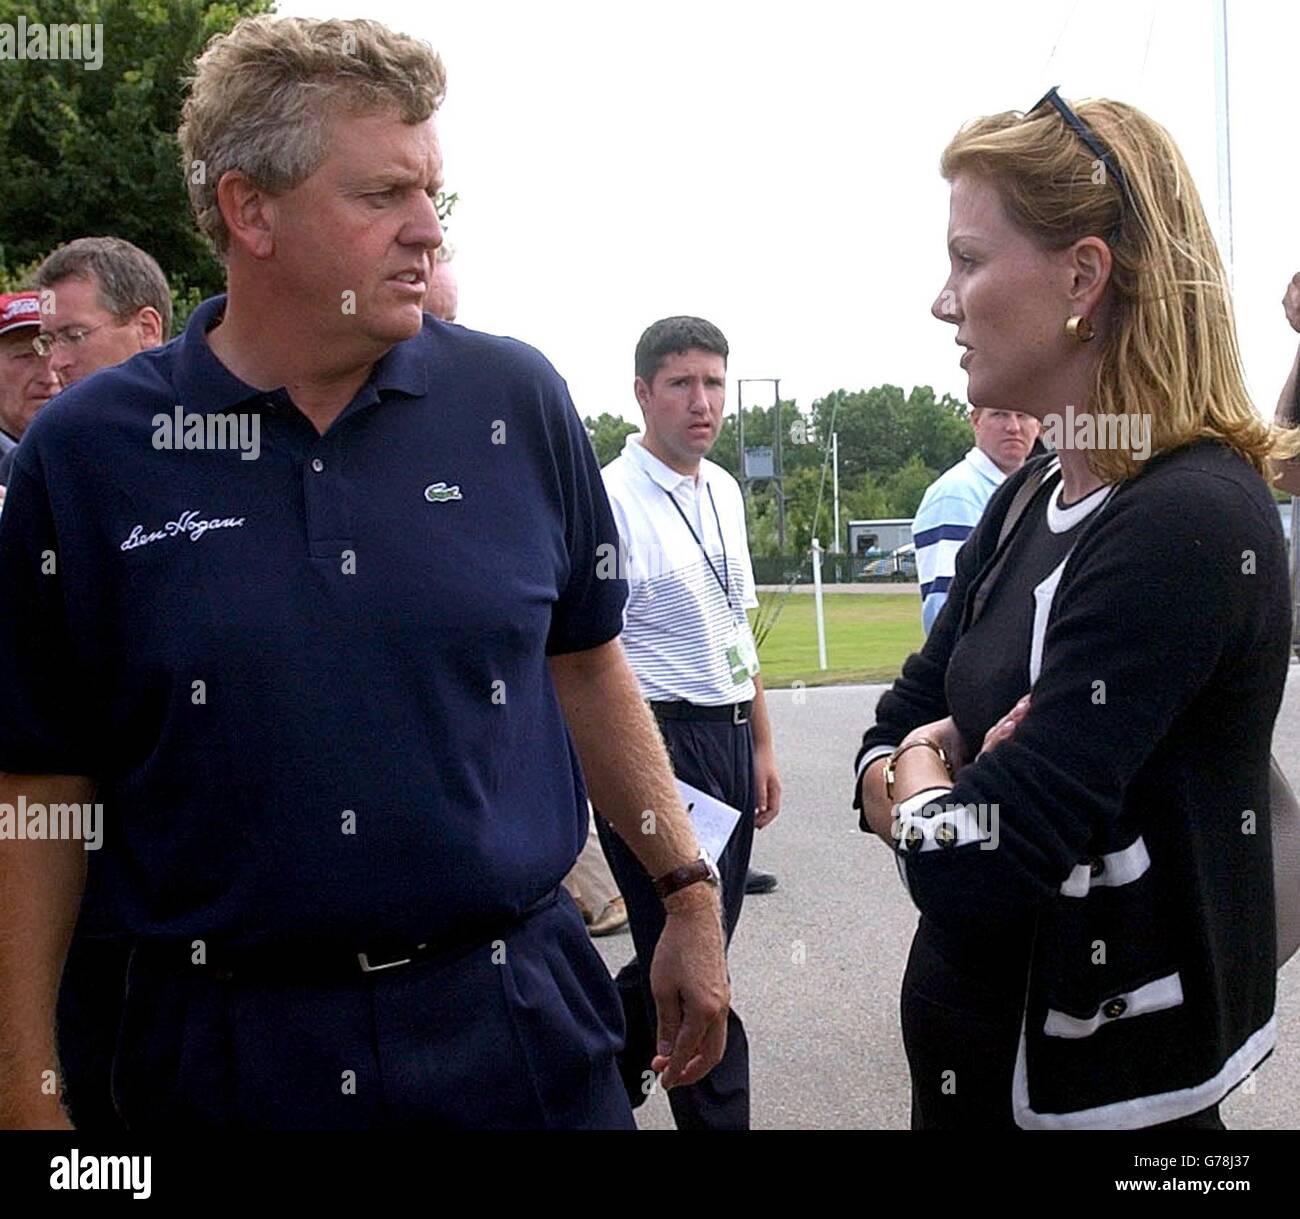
[{"left": 883, "top": 738, "right": 952, "bottom": 801}]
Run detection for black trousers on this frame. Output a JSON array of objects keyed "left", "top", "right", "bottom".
[
  {"left": 595, "top": 713, "right": 755, "bottom": 1130},
  {"left": 902, "top": 919, "right": 1225, "bottom": 1130}
]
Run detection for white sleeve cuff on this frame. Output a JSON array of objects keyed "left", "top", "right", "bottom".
[
  {"left": 892, "top": 788, "right": 994, "bottom": 854},
  {"left": 855, "top": 744, "right": 896, "bottom": 784}
]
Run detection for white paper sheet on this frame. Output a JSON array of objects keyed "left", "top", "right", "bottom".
[{"left": 675, "top": 779, "right": 743, "bottom": 861}]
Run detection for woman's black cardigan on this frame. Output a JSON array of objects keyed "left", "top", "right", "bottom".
[{"left": 853, "top": 440, "right": 1291, "bottom": 1128}]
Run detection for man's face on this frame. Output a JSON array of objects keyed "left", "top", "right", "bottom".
[
  {"left": 42, "top": 275, "right": 161, "bottom": 387},
  {"left": 0, "top": 329, "right": 59, "bottom": 441},
  {"left": 971, "top": 407, "right": 1040, "bottom": 474},
  {"left": 423, "top": 258, "right": 458, "bottom": 323},
  {"left": 267, "top": 109, "right": 444, "bottom": 351},
  {"left": 635, "top": 348, "right": 727, "bottom": 473}
]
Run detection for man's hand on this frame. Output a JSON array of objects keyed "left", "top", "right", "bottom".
[
  {"left": 648, "top": 883, "right": 730, "bottom": 1089},
  {"left": 1285, "top": 273, "right": 1300, "bottom": 334},
  {"left": 754, "top": 743, "right": 782, "bottom": 829}
]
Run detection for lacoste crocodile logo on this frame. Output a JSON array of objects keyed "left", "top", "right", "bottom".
[{"left": 424, "top": 482, "right": 462, "bottom": 503}]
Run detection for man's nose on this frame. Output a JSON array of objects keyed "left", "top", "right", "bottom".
[
  {"left": 49, "top": 349, "right": 73, "bottom": 380},
  {"left": 689, "top": 382, "right": 711, "bottom": 411},
  {"left": 404, "top": 192, "right": 444, "bottom": 256}
]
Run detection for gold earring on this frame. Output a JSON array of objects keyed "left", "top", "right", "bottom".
[{"left": 1066, "top": 315, "right": 1095, "bottom": 343}]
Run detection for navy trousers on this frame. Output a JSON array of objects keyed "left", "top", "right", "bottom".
[
  {"left": 107, "top": 890, "right": 634, "bottom": 1130},
  {"left": 56, "top": 932, "right": 132, "bottom": 1130},
  {"left": 595, "top": 714, "right": 755, "bottom": 1130}
]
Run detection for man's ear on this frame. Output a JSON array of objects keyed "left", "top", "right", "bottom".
[
  {"left": 133, "top": 306, "right": 164, "bottom": 350},
  {"left": 634, "top": 376, "right": 651, "bottom": 413},
  {"left": 217, "top": 169, "right": 277, "bottom": 261}
]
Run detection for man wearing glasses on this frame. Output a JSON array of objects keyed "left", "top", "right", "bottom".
[
  {"left": 0, "top": 292, "right": 60, "bottom": 491},
  {"left": 33, "top": 237, "right": 170, "bottom": 388}
]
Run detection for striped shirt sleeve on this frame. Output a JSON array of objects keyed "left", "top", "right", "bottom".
[{"left": 913, "top": 492, "right": 985, "bottom": 634}]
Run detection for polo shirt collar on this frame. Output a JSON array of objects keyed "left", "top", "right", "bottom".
[
  {"left": 173, "top": 294, "right": 429, "bottom": 413},
  {"left": 622, "top": 433, "right": 702, "bottom": 493},
  {"left": 967, "top": 445, "right": 1007, "bottom": 485}
]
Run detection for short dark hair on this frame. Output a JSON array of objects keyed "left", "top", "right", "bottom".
[
  {"left": 634, "top": 316, "right": 729, "bottom": 385},
  {"left": 35, "top": 237, "right": 173, "bottom": 340}
]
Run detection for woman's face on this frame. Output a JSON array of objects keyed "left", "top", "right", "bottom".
[{"left": 931, "top": 174, "right": 1078, "bottom": 418}]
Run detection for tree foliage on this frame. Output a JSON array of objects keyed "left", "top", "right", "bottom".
[{"left": 584, "top": 412, "right": 638, "bottom": 467}]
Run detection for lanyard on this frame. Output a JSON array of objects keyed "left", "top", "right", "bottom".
[{"left": 663, "top": 482, "right": 732, "bottom": 610}]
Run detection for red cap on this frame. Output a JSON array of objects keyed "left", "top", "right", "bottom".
[{"left": 0, "top": 291, "right": 42, "bottom": 337}]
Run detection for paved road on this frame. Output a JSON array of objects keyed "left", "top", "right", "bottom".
[{"left": 596, "top": 663, "right": 1300, "bottom": 1130}]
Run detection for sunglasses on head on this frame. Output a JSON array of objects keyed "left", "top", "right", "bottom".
[{"left": 1027, "top": 86, "right": 1134, "bottom": 245}]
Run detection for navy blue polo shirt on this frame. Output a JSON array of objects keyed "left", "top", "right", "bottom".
[{"left": 0, "top": 295, "right": 626, "bottom": 949}]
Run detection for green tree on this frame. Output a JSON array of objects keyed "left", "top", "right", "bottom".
[
  {"left": 584, "top": 412, "right": 637, "bottom": 467},
  {"left": 0, "top": 0, "right": 276, "bottom": 320},
  {"left": 882, "top": 454, "right": 938, "bottom": 517}
]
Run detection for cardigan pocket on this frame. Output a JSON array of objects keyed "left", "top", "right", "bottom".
[{"left": 1043, "top": 971, "right": 1183, "bottom": 1038}]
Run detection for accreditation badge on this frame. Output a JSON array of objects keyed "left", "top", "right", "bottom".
[{"left": 726, "top": 619, "right": 761, "bottom": 685}]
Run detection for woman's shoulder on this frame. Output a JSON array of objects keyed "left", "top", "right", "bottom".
[{"left": 1112, "top": 439, "right": 1280, "bottom": 536}]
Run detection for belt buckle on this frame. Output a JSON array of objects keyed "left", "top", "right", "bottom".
[
  {"left": 357, "top": 942, "right": 425, "bottom": 973},
  {"left": 732, "top": 702, "right": 749, "bottom": 725}
]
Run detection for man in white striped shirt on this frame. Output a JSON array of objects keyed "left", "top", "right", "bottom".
[
  {"left": 596, "top": 316, "right": 782, "bottom": 1129},
  {"left": 912, "top": 407, "right": 1039, "bottom": 633}
]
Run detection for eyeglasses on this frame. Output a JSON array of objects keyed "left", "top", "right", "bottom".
[
  {"left": 1027, "top": 86, "right": 1134, "bottom": 244},
  {"left": 31, "top": 323, "right": 105, "bottom": 357}
]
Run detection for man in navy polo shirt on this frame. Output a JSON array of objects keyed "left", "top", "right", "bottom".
[{"left": 0, "top": 15, "right": 729, "bottom": 1130}]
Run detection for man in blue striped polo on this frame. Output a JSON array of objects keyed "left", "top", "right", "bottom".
[
  {"left": 912, "top": 407, "right": 1040, "bottom": 633},
  {"left": 597, "top": 316, "right": 783, "bottom": 1130}
]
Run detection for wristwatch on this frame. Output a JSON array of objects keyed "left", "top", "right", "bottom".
[
  {"left": 653, "top": 848, "right": 722, "bottom": 901},
  {"left": 883, "top": 738, "right": 952, "bottom": 800}
]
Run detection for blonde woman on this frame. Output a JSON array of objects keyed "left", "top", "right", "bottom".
[{"left": 855, "top": 90, "right": 1296, "bottom": 1130}]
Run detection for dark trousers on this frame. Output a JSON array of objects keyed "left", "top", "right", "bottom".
[
  {"left": 595, "top": 714, "right": 755, "bottom": 1130},
  {"left": 902, "top": 920, "right": 1225, "bottom": 1130},
  {"left": 56, "top": 931, "right": 132, "bottom": 1131},
  {"left": 106, "top": 890, "right": 633, "bottom": 1130}
]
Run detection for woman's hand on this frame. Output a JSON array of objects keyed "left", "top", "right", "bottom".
[
  {"left": 978, "top": 695, "right": 1031, "bottom": 758},
  {"left": 1284, "top": 272, "right": 1300, "bottom": 334}
]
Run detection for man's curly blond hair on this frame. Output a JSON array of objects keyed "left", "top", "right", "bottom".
[{"left": 179, "top": 16, "right": 446, "bottom": 259}]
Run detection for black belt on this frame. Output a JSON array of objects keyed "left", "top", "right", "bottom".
[
  {"left": 651, "top": 699, "right": 752, "bottom": 725},
  {"left": 135, "top": 889, "right": 561, "bottom": 984}
]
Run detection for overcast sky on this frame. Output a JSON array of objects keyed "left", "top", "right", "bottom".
[{"left": 281, "top": 0, "right": 1300, "bottom": 430}]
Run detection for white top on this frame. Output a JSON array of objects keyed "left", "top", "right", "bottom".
[{"left": 602, "top": 434, "right": 759, "bottom": 704}]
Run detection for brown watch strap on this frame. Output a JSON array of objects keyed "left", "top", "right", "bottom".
[{"left": 652, "top": 858, "right": 713, "bottom": 901}]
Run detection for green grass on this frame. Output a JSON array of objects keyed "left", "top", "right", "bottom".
[{"left": 751, "top": 593, "right": 924, "bottom": 688}]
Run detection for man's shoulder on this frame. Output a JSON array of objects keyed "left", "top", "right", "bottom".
[
  {"left": 23, "top": 346, "right": 177, "bottom": 456},
  {"left": 427, "top": 321, "right": 565, "bottom": 391},
  {"left": 914, "top": 453, "right": 988, "bottom": 519}
]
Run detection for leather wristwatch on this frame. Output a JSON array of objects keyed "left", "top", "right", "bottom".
[{"left": 653, "top": 849, "right": 722, "bottom": 901}]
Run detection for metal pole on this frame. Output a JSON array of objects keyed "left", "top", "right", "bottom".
[
  {"left": 1292, "top": 496, "right": 1300, "bottom": 652},
  {"left": 812, "top": 537, "right": 827, "bottom": 670},
  {"left": 832, "top": 431, "right": 841, "bottom": 555},
  {"left": 1212, "top": 0, "right": 1234, "bottom": 285},
  {"left": 773, "top": 379, "right": 785, "bottom": 551},
  {"left": 736, "top": 380, "right": 746, "bottom": 493}
]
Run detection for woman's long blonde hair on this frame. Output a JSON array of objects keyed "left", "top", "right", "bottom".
[{"left": 941, "top": 97, "right": 1298, "bottom": 482}]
